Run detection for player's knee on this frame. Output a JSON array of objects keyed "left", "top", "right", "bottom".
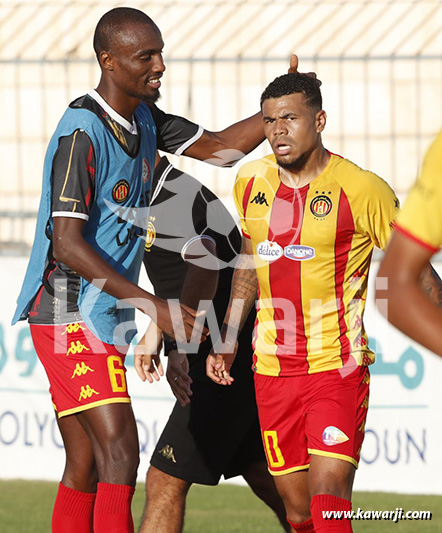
[
  {"left": 310, "top": 464, "right": 355, "bottom": 500},
  {"left": 95, "top": 439, "right": 140, "bottom": 483}
]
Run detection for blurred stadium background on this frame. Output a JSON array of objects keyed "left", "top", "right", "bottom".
[
  {"left": 2, "top": 0, "right": 442, "bottom": 251},
  {"left": 2, "top": 0, "right": 442, "bottom": 505}
]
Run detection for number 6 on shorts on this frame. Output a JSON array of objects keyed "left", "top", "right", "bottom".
[{"left": 107, "top": 355, "right": 127, "bottom": 392}]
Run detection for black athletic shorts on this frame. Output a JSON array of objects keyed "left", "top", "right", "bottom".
[{"left": 150, "top": 314, "right": 266, "bottom": 485}]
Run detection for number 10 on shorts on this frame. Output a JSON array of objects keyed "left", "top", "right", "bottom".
[{"left": 263, "top": 430, "right": 285, "bottom": 467}]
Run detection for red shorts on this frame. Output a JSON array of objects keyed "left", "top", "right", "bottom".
[
  {"left": 254, "top": 366, "right": 369, "bottom": 475},
  {"left": 30, "top": 322, "right": 131, "bottom": 418}
]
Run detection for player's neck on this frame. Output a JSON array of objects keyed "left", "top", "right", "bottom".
[
  {"left": 278, "top": 146, "right": 330, "bottom": 189},
  {"left": 95, "top": 81, "right": 140, "bottom": 123}
]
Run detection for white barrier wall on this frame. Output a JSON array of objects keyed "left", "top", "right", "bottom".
[{"left": 1, "top": 257, "right": 441, "bottom": 493}]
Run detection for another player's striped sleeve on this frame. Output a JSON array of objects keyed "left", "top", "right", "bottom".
[
  {"left": 233, "top": 165, "right": 255, "bottom": 239},
  {"left": 396, "top": 131, "right": 442, "bottom": 252}
]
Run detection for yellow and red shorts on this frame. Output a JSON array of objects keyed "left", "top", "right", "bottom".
[
  {"left": 254, "top": 366, "right": 369, "bottom": 475},
  {"left": 30, "top": 322, "right": 131, "bottom": 418}
]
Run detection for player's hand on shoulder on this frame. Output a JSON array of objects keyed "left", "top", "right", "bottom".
[{"left": 166, "top": 350, "right": 193, "bottom": 407}]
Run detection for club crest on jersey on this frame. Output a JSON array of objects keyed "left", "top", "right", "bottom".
[
  {"left": 112, "top": 180, "right": 130, "bottom": 203},
  {"left": 145, "top": 217, "right": 156, "bottom": 250},
  {"left": 256, "top": 240, "right": 283, "bottom": 262},
  {"left": 310, "top": 195, "right": 332, "bottom": 218},
  {"left": 142, "top": 158, "right": 151, "bottom": 184},
  {"left": 284, "top": 245, "right": 315, "bottom": 261},
  {"left": 322, "top": 426, "right": 349, "bottom": 446}
]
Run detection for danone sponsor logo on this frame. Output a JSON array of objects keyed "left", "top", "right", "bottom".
[
  {"left": 284, "top": 245, "right": 315, "bottom": 261},
  {"left": 256, "top": 240, "right": 283, "bottom": 262}
]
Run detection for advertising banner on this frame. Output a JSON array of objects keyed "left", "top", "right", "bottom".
[{"left": 1, "top": 257, "right": 441, "bottom": 493}]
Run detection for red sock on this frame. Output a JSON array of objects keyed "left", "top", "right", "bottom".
[
  {"left": 52, "top": 482, "right": 95, "bottom": 533},
  {"left": 287, "top": 517, "right": 315, "bottom": 531},
  {"left": 311, "top": 494, "right": 352, "bottom": 532},
  {"left": 94, "top": 482, "right": 135, "bottom": 533}
]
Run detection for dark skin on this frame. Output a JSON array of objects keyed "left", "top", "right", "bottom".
[
  {"left": 51, "top": 11, "right": 305, "bottom": 507},
  {"left": 376, "top": 231, "right": 442, "bottom": 357}
]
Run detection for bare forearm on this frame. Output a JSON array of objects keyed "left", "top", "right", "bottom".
[
  {"left": 180, "top": 264, "right": 219, "bottom": 311},
  {"left": 222, "top": 256, "right": 257, "bottom": 335},
  {"left": 184, "top": 112, "right": 264, "bottom": 166}
]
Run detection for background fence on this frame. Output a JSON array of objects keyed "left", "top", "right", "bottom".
[{"left": 1, "top": 0, "right": 442, "bottom": 252}]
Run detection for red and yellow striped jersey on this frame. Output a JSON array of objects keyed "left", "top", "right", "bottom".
[
  {"left": 234, "top": 153, "right": 398, "bottom": 377},
  {"left": 396, "top": 131, "right": 442, "bottom": 252}
]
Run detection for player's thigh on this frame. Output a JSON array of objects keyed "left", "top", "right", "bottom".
[
  {"left": 77, "top": 402, "right": 139, "bottom": 458},
  {"left": 145, "top": 466, "right": 190, "bottom": 500},
  {"left": 305, "top": 366, "right": 369, "bottom": 471},
  {"left": 253, "top": 373, "right": 310, "bottom": 475}
]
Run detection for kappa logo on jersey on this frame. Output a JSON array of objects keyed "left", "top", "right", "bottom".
[
  {"left": 61, "top": 323, "right": 85, "bottom": 335},
  {"left": 112, "top": 180, "right": 130, "bottom": 203},
  {"left": 78, "top": 385, "right": 99, "bottom": 401},
  {"left": 256, "top": 240, "right": 283, "bottom": 262},
  {"left": 250, "top": 191, "right": 269, "bottom": 206},
  {"left": 71, "top": 362, "right": 94, "bottom": 379},
  {"left": 66, "top": 341, "right": 90, "bottom": 356},
  {"left": 145, "top": 216, "right": 156, "bottom": 250},
  {"left": 142, "top": 158, "right": 151, "bottom": 184},
  {"left": 158, "top": 444, "right": 177, "bottom": 463},
  {"left": 310, "top": 195, "right": 333, "bottom": 218},
  {"left": 322, "top": 426, "right": 349, "bottom": 446},
  {"left": 284, "top": 245, "right": 315, "bottom": 261}
]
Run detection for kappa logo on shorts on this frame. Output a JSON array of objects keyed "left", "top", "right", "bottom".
[
  {"left": 66, "top": 341, "right": 90, "bottom": 357},
  {"left": 112, "top": 179, "right": 130, "bottom": 203},
  {"left": 78, "top": 385, "right": 99, "bottom": 401},
  {"left": 322, "top": 426, "right": 349, "bottom": 446},
  {"left": 158, "top": 445, "right": 177, "bottom": 463},
  {"left": 71, "top": 362, "right": 94, "bottom": 379},
  {"left": 61, "top": 323, "right": 85, "bottom": 335}
]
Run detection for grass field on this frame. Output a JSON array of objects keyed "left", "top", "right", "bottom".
[{"left": 0, "top": 480, "right": 439, "bottom": 532}]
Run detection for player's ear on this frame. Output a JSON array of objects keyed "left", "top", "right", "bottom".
[
  {"left": 316, "top": 109, "right": 326, "bottom": 133},
  {"left": 99, "top": 50, "right": 114, "bottom": 71}
]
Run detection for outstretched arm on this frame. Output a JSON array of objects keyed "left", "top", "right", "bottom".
[
  {"left": 183, "top": 55, "right": 304, "bottom": 165},
  {"left": 206, "top": 236, "right": 257, "bottom": 385},
  {"left": 376, "top": 230, "right": 442, "bottom": 356}
]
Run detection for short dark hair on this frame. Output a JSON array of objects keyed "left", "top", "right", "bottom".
[
  {"left": 93, "top": 7, "right": 157, "bottom": 58},
  {"left": 260, "top": 72, "right": 322, "bottom": 110}
]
